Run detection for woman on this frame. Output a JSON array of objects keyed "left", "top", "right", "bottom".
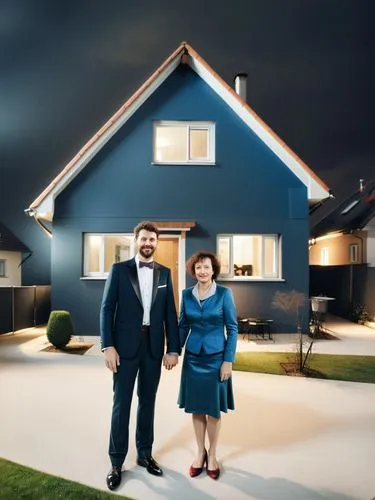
[{"left": 178, "top": 251, "right": 238, "bottom": 480}]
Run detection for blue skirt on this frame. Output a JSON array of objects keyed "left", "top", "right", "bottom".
[{"left": 178, "top": 350, "right": 235, "bottom": 418}]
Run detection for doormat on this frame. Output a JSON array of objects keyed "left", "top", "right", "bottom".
[{"left": 40, "top": 342, "right": 94, "bottom": 355}]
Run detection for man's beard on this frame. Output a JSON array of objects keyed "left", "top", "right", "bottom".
[{"left": 139, "top": 246, "right": 156, "bottom": 259}]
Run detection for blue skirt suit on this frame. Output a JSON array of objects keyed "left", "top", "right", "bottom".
[{"left": 178, "top": 283, "right": 238, "bottom": 418}]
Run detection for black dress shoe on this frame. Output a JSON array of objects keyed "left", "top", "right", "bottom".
[
  {"left": 106, "top": 466, "right": 122, "bottom": 490},
  {"left": 137, "top": 456, "right": 163, "bottom": 476}
]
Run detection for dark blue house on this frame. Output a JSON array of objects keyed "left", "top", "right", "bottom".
[{"left": 26, "top": 42, "right": 330, "bottom": 334}]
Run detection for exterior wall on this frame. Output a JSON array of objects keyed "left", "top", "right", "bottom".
[
  {"left": 51, "top": 66, "right": 309, "bottom": 335},
  {"left": 0, "top": 250, "right": 22, "bottom": 286},
  {"left": 364, "top": 216, "right": 375, "bottom": 267},
  {"left": 367, "top": 230, "right": 375, "bottom": 267},
  {"left": 309, "top": 232, "right": 367, "bottom": 265}
]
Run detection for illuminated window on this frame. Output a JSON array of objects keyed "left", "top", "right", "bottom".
[
  {"left": 217, "top": 234, "right": 280, "bottom": 279},
  {"left": 349, "top": 243, "right": 359, "bottom": 263},
  {"left": 321, "top": 247, "right": 329, "bottom": 265},
  {"left": 153, "top": 121, "right": 215, "bottom": 164},
  {"left": 83, "top": 234, "right": 134, "bottom": 277}
]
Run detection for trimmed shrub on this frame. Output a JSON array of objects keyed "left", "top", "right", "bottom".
[{"left": 46, "top": 310, "right": 74, "bottom": 348}]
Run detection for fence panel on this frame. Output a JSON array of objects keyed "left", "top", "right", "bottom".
[
  {"left": 310, "top": 264, "right": 371, "bottom": 319},
  {"left": 0, "top": 286, "right": 51, "bottom": 334},
  {"left": 0, "top": 288, "right": 12, "bottom": 334}
]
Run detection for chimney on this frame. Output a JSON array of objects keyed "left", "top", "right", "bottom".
[{"left": 234, "top": 72, "right": 248, "bottom": 102}]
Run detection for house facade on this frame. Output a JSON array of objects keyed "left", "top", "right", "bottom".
[
  {"left": 310, "top": 179, "right": 375, "bottom": 319},
  {"left": 26, "top": 42, "right": 330, "bottom": 334}
]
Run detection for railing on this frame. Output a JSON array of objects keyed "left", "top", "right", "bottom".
[{"left": 0, "top": 286, "right": 51, "bottom": 334}]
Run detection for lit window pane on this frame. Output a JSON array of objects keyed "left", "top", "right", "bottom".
[
  {"left": 233, "top": 235, "right": 261, "bottom": 276},
  {"left": 218, "top": 237, "right": 230, "bottom": 274},
  {"left": 86, "top": 235, "right": 101, "bottom": 273},
  {"left": 264, "top": 237, "right": 276, "bottom": 276},
  {"left": 104, "top": 235, "right": 132, "bottom": 272},
  {"left": 155, "top": 126, "right": 187, "bottom": 162},
  {"left": 190, "top": 129, "right": 208, "bottom": 159}
]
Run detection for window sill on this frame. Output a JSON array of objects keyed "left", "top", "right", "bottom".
[
  {"left": 218, "top": 277, "right": 285, "bottom": 282},
  {"left": 80, "top": 276, "right": 107, "bottom": 280},
  {"left": 151, "top": 161, "right": 215, "bottom": 166}
]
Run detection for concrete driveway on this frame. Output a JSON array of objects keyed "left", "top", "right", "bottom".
[{"left": 0, "top": 319, "right": 375, "bottom": 500}]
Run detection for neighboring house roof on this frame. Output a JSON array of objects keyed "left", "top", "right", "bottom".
[
  {"left": 27, "top": 41, "right": 330, "bottom": 222},
  {"left": 311, "top": 178, "right": 375, "bottom": 238},
  {"left": 0, "top": 222, "right": 30, "bottom": 253}
]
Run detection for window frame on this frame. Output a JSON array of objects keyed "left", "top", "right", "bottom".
[
  {"left": 153, "top": 121, "right": 216, "bottom": 165},
  {"left": 349, "top": 243, "right": 359, "bottom": 263},
  {"left": 217, "top": 233, "right": 282, "bottom": 281},
  {"left": 83, "top": 233, "right": 135, "bottom": 278},
  {"left": 0, "top": 259, "right": 6, "bottom": 278}
]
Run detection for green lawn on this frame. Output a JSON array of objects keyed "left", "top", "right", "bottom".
[
  {"left": 234, "top": 352, "right": 375, "bottom": 383},
  {"left": 0, "top": 458, "right": 131, "bottom": 500}
]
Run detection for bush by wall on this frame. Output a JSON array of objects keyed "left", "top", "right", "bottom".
[{"left": 46, "top": 310, "right": 74, "bottom": 348}]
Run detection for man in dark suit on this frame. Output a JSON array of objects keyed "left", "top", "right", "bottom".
[{"left": 100, "top": 221, "right": 180, "bottom": 491}]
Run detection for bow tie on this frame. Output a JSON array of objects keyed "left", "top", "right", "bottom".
[{"left": 139, "top": 261, "right": 154, "bottom": 269}]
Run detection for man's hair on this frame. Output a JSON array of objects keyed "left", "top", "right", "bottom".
[
  {"left": 186, "top": 251, "right": 221, "bottom": 280},
  {"left": 134, "top": 221, "right": 159, "bottom": 239}
]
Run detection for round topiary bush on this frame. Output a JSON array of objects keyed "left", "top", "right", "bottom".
[{"left": 46, "top": 310, "right": 74, "bottom": 349}]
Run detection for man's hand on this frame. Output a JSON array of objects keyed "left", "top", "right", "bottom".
[
  {"left": 104, "top": 347, "right": 120, "bottom": 373},
  {"left": 163, "top": 354, "right": 178, "bottom": 370},
  {"left": 220, "top": 361, "right": 232, "bottom": 381}
]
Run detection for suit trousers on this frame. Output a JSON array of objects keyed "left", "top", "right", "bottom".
[{"left": 109, "top": 328, "right": 162, "bottom": 466}]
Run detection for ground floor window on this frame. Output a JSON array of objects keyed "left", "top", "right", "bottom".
[
  {"left": 349, "top": 243, "right": 359, "bottom": 263},
  {"left": 0, "top": 259, "right": 5, "bottom": 277},
  {"left": 217, "top": 234, "right": 280, "bottom": 279},
  {"left": 83, "top": 234, "right": 134, "bottom": 277}
]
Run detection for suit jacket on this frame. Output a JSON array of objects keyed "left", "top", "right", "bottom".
[
  {"left": 179, "top": 284, "right": 238, "bottom": 362},
  {"left": 100, "top": 258, "right": 180, "bottom": 360}
]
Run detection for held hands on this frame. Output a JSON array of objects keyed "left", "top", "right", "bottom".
[
  {"left": 163, "top": 354, "right": 178, "bottom": 370},
  {"left": 104, "top": 347, "right": 120, "bottom": 373},
  {"left": 220, "top": 361, "right": 232, "bottom": 381}
]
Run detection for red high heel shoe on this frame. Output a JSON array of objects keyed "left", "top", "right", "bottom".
[
  {"left": 207, "top": 466, "right": 220, "bottom": 480},
  {"left": 207, "top": 456, "right": 220, "bottom": 480},
  {"left": 189, "top": 450, "right": 207, "bottom": 478}
]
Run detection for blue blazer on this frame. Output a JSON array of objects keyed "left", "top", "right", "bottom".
[
  {"left": 179, "top": 285, "right": 238, "bottom": 362},
  {"left": 100, "top": 258, "right": 180, "bottom": 360}
]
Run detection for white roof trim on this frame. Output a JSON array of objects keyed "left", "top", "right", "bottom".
[{"left": 190, "top": 57, "right": 328, "bottom": 201}]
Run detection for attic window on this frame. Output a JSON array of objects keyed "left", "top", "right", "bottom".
[
  {"left": 341, "top": 200, "right": 359, "bottom": 215},
  {"left": 153, "top": 121, "right": 215, "bottom": 165}
]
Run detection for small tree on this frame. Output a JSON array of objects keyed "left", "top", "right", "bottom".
[
  {"left": 271, "top": 290, "right": 314, "bottom": 373},
  {"left": 47, "top": 310, "right": 74, "bottom": 349}
]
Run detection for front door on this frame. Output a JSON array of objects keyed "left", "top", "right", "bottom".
[{"left": 154, "top": 236, "right": 179, "bottom": 312}]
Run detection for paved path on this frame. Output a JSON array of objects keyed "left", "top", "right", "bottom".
[{"left": 0, "top": 319, "right": 375, "bottom": 500}]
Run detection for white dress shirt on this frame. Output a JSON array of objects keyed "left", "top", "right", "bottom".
[{"left": 135, "top": 254, "right": 153, "bottom": 325}]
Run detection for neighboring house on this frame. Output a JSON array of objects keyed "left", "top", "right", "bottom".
[
  {"left": 26, "top": 42, "right": 330, "bottom": 334},
  {"left": 0, "top": 221, "right": 30, "bottom": 286},
  {"left": 310, "top": 179, "right": 375, "bottom": 266},
  {"left": 309, "top": 179, "right": 375, "bottom": 319}
]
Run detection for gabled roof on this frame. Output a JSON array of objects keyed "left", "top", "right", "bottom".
[
  {"left": 311, "top": 178, "right": 375, "bottom": 238},
  {"left": 27, "top": 41, "right": 330, "bottom": 222},
  {"left": 0, "top": 222, "right": 30, "bottom": 253}
]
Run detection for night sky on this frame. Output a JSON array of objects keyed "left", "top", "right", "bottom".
[{"left": 1, "top": 0, "right": 374, "bottom": 284}]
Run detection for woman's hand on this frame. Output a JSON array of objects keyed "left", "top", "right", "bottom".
[{"left": 220, "top": 361, "right": 232, "bottom": 381}]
